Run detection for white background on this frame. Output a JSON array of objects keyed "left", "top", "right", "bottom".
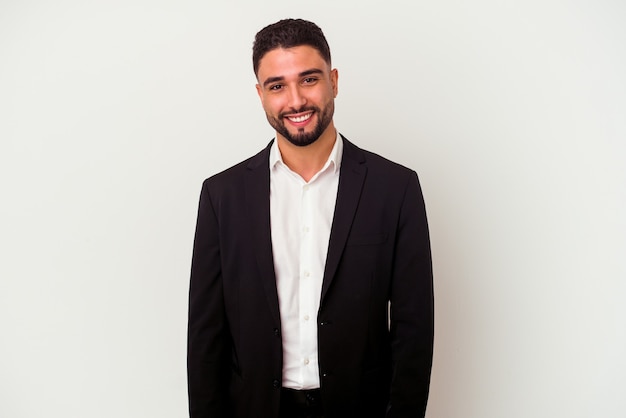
[{"left": 1, "top": 1, "right": 625, "bottom": 417}]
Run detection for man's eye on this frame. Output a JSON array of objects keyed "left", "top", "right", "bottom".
[
  {"left": 303, "top": 77, "right": 318, "bottom": 84},
  {"left": 269, "top": 84, "right": 283, "bottom": 91}
]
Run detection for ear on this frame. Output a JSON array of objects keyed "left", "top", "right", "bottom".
[
  {"left": 256, "top": 83, "right": 263, "bottom": 101},
  {"left": 330, "top": 68, "right": 338, "bottom": 97}
]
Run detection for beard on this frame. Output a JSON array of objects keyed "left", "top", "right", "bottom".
[{"left": 265, "top": 100, "right": 334, "bottom": 147}]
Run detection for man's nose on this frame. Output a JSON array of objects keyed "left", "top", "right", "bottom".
[{"left": 287, "top": 86, "right": 306, "bottom": 109}]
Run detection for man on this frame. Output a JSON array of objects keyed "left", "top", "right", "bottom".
[{"left": 188, "top": 18, "right": 433, "bottom": 418}]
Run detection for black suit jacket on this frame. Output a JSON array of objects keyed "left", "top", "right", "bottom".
[{"left": 188, "top": 136, "right": 433, "bottom": 418}]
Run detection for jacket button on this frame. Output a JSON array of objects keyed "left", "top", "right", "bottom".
[
  {"left": 272, "top": 379, "right": 281, "bottom": 388},
  {"left": 273, "top": 328, "right": 280, "bottom": 337}
]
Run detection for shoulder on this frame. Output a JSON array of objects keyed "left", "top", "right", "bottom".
[
  {"left": 342, "top": 135, "right": 417, "bottom": 180},
  {"left": 200, "top": 140, "right": 272, "bottom": 193}
]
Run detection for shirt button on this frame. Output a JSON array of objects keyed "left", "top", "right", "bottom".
[
  {"left": 304, "top": 315, "right": 310, "bottom": 321},
  {"left": 304, "top": 358, "right": 310, "bottom": 365},
  {"left": 304, "top": 271, "right": 310, "bottom": 277},
  {"left": 303, "top": 185, "right": 309, "bottom": 191}
]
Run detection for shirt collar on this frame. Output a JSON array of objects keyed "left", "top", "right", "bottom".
[{"left": 269, "top": 131, "right": 343, "bottom": 175}]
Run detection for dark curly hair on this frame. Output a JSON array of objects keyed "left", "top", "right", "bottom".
[{"left": 252, "top": 18, "right": 331, "bottom": 76}]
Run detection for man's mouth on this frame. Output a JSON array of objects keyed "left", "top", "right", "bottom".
[{"left": 286, "top": 112, "right": 313, "bottom": 123}]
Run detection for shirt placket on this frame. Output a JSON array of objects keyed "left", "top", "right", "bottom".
[{"left": 299, "top": 182, "right": 316, "bottom": 385}]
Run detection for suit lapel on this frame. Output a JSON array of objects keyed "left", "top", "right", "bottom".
[
  {"left": 245, "top": 142, "right": 281, "bottom": 325},
  {"left": 244, "top": 138, "right": 367, "bottom": 315},
  {"left": 321, "top": 137, "right": 367, "bottom": 305}
]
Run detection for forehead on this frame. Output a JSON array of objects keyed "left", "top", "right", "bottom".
[{"left": 256, "top": 45, "right": 329, "bottom": 80}]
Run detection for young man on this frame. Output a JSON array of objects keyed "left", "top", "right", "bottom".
[{"left": 188, "top": 18, "right": 434, "bottom": 418}]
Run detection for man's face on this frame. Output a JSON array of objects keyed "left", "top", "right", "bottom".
[{"left": 256, "top": 45, "right": 338, "bottom": 147}]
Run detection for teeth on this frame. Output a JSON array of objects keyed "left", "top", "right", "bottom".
[{"left": 288, "top": 113, "right": 312, "bottom": 123}]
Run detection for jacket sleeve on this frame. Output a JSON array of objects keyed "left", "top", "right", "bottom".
[
  {"left": 187, "top": 180, "right": 230, "bottom": 417},
  {"left": 387, "top": 171, "right": 434, "bottom": 418}
]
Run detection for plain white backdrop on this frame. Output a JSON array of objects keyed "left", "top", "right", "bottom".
[{"left": 1, "top": 1, "right": 625, "bottom": 417}]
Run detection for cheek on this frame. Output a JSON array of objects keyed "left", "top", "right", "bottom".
[
  {"left": 321, "top": 89, "right": 335, "bottom": 106},
  {"left": 263, "top": 97, "right": 285, "bottom": 115},
  {"left": 259, "top": 98, "right": 274, "bottom": 115}
]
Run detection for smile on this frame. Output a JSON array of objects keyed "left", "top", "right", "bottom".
[{"left": 286, "top": 112, "right": 313, "bottom": 123}]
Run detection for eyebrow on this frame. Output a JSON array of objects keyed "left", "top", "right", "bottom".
[{"left": 262, "top": 68, "right": 324, "bottom": 88}]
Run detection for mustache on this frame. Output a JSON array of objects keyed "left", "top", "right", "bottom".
[{"left": 279, "top": 106, "right": 319, "bottom": 118}]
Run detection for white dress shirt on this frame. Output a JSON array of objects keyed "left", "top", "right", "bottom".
[{"left": 269, "top": 133, "right": 343, "bottom": 389}]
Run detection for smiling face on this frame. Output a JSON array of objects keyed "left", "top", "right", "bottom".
[{"left": 255, "top": 45, "right": 338, "bottom": 147}]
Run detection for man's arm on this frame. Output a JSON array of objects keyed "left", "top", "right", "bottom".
[
  {"left": 388, "top": 171, "right": 434, "bottom": 418},
  {"left": 187, "top": 180, "right": 230, "bottom": 417}
]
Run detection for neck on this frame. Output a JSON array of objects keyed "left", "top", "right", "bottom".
[{"left": 276, "top": 123, "right": 337, "bottom": 182}]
